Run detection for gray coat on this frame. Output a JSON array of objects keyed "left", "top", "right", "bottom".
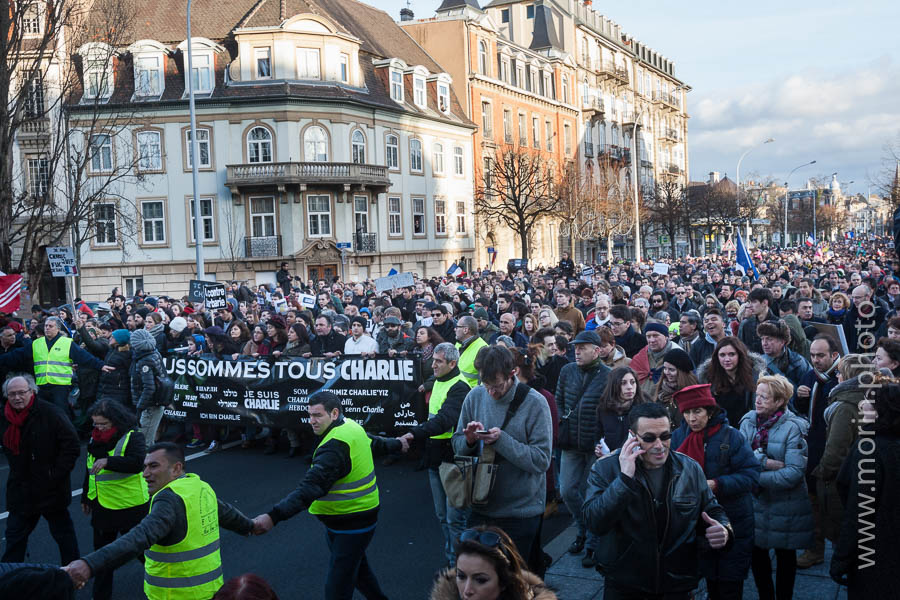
[{"left": 738, "top": 409, "right": 814, "bottom": 550}]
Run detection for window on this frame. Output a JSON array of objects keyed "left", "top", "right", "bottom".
[
  {"left": 349, "top": 130, "right": 366, "bottom": 164},
  {"left": 532, "top": 117, "right": 540, "bottom": 149},
  {"left": 90, "top": 134, "right": 113, "bottom": 172},
  {"left": 250, "top": 196, "right": 276, "bottom": 237},
  {"left": 545, "top": 121, "right": 553, "bottom": 151},
  {"left": 413, "top": 76, "right": 426, "bottom": 108},
  {"left": 453, "top": 146, "right": 464, "bottom": 176},
  {"left": 339, "top": 53, "right": 349, "bottom": 83},
  {"left": 386, "top": 134, "right": 399, "bottom": 169},
  {"left": 481, "top": 101, "right": 492, "bottom": 136},
  {"left": 526, "top": 5, "right": 534, "bottom": 18},
  {"left": 562, "top": 75, "right": 569, "bottom": 104},
  {"left": 189, "top": 197, "right": 215, "bottom": 242},
  {"left": 141, "top": 200, "right": 166, "bottom": 244},
  {"left": 482, "top": 157, "right": 493, "bottom": 189},
  {"left": 296, "top": 48, "right": 320, "bottom": 80},
  {"left": 23, "top": 4, "right": 42, "bottom": 35},
  {"left": 27, "top": 156, "right": 49, "bottom": 198},
  {"left": 390, "top": 70, "right": 403, "bottom": 102},
  {"left": 185, "top": 128, "right": 211, "bottom": 169},
  {"left": 432, "top": 143, "right": 444, "bottom": 174},
  {"left": 137, "top": 130, "right": 162, "bottom": 171},
  {"left": 124, "top": 277, "right": 143, "bottom": 298},
  {"left": 410, "top": 139, "right": 423, "bottom": 172},
  {"left": 501, "top": 8, "right": 509, "bottom": 23},
  {"left": 515, "top": 65, "right": 525, "bottom": 89},
  {"left": 255, "top": 48, "right": 271, "bottom": 78},
  {"left": 518, "top": 113, "right": 527, "bottom": 146},
  {"left": 437, "top": 83, "right": 450, "bottom": 113},
  {"left": 354, "top": 196, "right": 369, "bottom": 233},
  {"left": 412, "top": 197, "right": 426, "bottom": 235},
  {"left": 478, "top": 41, "right": 488, "bottom": 75},
  {"left": 95, "top": 202, "right": 117, "bottom": 245},
  {"left": 304, "top": 126, "right": 328, "bottom": 162},
  {"left": 388, "top": 196, "right": 402, "bottom": 236},
  {"left": 85, "top": 58, "right": 111, "bottom": 99},
  {"left": 247, "top": 127, "right": 272, "bottom": 163},
  {"left": 531, "top": 70, "right": 539, "bottom": 94},
  {"left": 23, "top": 72, "right": 44, "bottom": 117},
  {"left": 543, "top": 73, "right": 551, "bottom": 97},
  {"left": 564, "top": 123, "right": 572, "bottom": 154},
  {"left": 434, "top": 199, "right": 446, "bottom": 235},
  {"left": 306, "top": 195, "right": 331, "bottom": 237},
  {"left": 135, "top": 55, "right": 162, "bottom": 97},
  {"left": 503, "top": 109, "right": 512, "bottom": 143},
  {"left": 456, "top": 200, "right": 467, "bottom": 234},
  {"left": 499, "top": 58, "right": 509, "bottom": 83},
  {"left": 189, "top": 53, "right": 212, "bottom": 93}
]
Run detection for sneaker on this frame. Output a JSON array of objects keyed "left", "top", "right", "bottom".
[
  {"left": 206, "top": 441, "right": 220, "bottom": 453},
  {"left": 186, "top": 438, "right": 204, "bottom": 449},
  {"left": 581, "top": 550, "right": 597, "bottom": 568},
  {"left": 567, "top": 535, "right": 585, "bottom": 555},
  {"left": 797, "top": 550, "right": 824, "bottom": 569}
]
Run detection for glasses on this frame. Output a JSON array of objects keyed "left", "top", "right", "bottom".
[
  {"left": 7, "top": 390, "right": 31, "bottom": 398},
  {"left": 431, "top": 313, "right": 442, "bottom": 318},
  {"left": 638, "top": 431, "right": 672, "bottom": 444},
  {"left": 459, "top": 529, "right": 501, "bottom": 548}
]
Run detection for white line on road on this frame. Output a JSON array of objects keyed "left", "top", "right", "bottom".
[{"left": 0, "top": 440, "right": 242, "bottom": 521}]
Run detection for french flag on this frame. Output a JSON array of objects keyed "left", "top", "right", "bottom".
[
  {"left": 805, "top": 235, "right": 816, "bottom": 247},
  {"left": 447, "top": 262, "right": 465, "bottom": 277}
]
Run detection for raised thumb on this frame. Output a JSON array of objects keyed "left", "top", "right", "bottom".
[{"left": 701, "top": 511, "right": 716, "bottom": 525}]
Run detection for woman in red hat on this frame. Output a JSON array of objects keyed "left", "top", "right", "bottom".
[{"left": 671, "top": 383, "right": 759, "bottom": 600}]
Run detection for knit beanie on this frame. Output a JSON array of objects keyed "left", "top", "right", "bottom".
[
  {"left": 169, "top": 317, "right": 188, "bottom": 333},
  {"left": 663, "top": 347, "right": 694, "bottom": 373},
  {"left": 644, "top": 322, "right": 669, "bottom": 338},
  {"left": 111, "top": 329, "right": 131, "bottom": 345}
]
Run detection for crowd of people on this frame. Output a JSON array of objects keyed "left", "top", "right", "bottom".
[{"left": 0, "top": 238, "right": 899, "bottom": 599}]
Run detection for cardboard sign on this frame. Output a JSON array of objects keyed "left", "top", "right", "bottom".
[
  {"left": 653, "top": 262, "right": 670, "bottom": 275},
  {"left": 203, "top": 284, "right": 227, "bottom": 310},
  {"left": 46, "top": 247, "right": 78, "bottom": 277},
  {"left": 375, "top": 272, "right": 414, "bottom": 293},
  {"left": 298, "top": 293, "right": 317, "bottom": 309},
  {"left": 188, "top": 279, "right": 217, "bottom": 303}
]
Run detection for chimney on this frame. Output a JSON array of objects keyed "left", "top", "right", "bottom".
[
  {"left": 709, "top": 171, "right": 720, "bottom": 184},
  {"left": 400, "top": 7, "right": 414, "bottom": 21},
  {"left": 583, "top": 0, "right": 592, "bottom": 7}
]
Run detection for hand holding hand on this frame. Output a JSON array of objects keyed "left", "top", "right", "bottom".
[
  {"left": 90, "top": 458, "right": 108, "bottom": 475},
  {"left": 397, "top": 433, "right": 412, "bottom": 453},
  {"left": 618, "top": 436, "right": 645, "bottom": 478},
  {"left": 702, "top": 511, "right": 729, "bottom": 549},
  {"left": 101, "top": 365, "right": 116, "bottom": 373},
  {"left": 463, "top": 421, "right": 484, "bottom": 445},
  {"left": 252, "top": 514, "right": 274, "bottom": 536},
  {"left": 63, "top": 559, "right": 92, "bottom": 588}
]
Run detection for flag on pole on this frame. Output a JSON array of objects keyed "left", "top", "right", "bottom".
[
  {"left": 805, "top": 234, "right": 816, "bottom": 247},
  {"left": 387, "top": 268, "right": 398, "bottom": 276},
  {"left": 0, "top": 274, "right": 23, "bottom": 313},
  {"left": 447, "top": 262, "right": 464, "bottom": 278},
  {"left": 734, "top": 232, "right": 758, "bottom": 280}
]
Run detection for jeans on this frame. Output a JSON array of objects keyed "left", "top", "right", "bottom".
[
  {"left": 750, "top": 546, "right": 797, "bottom": 600},
  {"left": 38, "top": 384, "right": 72, "bottom": 420},
  {"left": 92, "top": 525, "right": 135, "bottom": 600},
  {"left": 427, "top": 467, "right": 470, "bottom": 565},
  {"left": 560, "top": 450, "right": 598, "bottom": 549},
  {"left": 140, "top": 406, "right": 165, "bottom": 444},
  {"left": 468, "top": 513, "right": 541, "bottom": 564},
  {"left": 706, "top": 579, "right": 744, "bottom": 600},
  {"left": 323, "top": 527, "right": 388, "bottom": 600},
  {"left": 2, "top": 508, "right": 80, "bottom": 564}
]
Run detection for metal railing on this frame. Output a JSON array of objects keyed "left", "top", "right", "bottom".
[
  {"left": 226, "top": 162, "right": 389, "bottom": 185},
  {"left": 583, "top": 141, "right": 594, "bottom": 156},
  {"left": 244, "top": 235, "right": 282, "bottom": 258},
  {"left": 355, "top": 232, "right": 377, "bottom": 253}
]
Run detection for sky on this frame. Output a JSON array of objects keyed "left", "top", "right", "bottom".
[{"left": 377, "top": 0, "right": 900, "bottom": 196}]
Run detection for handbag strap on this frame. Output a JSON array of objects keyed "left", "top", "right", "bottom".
[{"left": 500, "top": 383, "right": 530, "bottom": 430}]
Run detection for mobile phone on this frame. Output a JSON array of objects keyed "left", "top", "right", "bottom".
[{"left": 476, "top": 430, "right": 490, "bottom": 434}]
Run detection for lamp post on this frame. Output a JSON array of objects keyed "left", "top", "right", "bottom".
[
  {"left": 783, "top": 160, "right": 816, "bottom": 247},
  {"left": 187, "top": 0, "right": 206, "bottom": 280},
  {"left": 736, "top": 137, "right": 774, "bottom": 241},
  {"left": 631, "top": 106, "right": 646, "bottom": 262}
]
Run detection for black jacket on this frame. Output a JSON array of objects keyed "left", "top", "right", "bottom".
[
  {"left": 411, "top": 367, "right": 470, "bottom": 466},
  {"left": 616, "top": 327, "right": 647, "bottom": 359},
  {"left": 584, "top": 450, "right": 733, "bottom": 595},
  {"left": 81, "top": 429, "right": 149, "bottom": 530},
  {"left": 276, "top": 268, "right": 292, "bottom": 294},
  {"left": 309, "top": 329, "right": 347, "bottom": 356},
  {"left": 432, "top": 319, "right": 457, "bottom": 345},
  {"left": 0, "top": 399, "right": 80, "bottom": 514},
  {"left": 842, "top": 302, "right": 887, "bottom": 353},
  {"left": 555, "top": 360, "right": 611, "bottom": 453},
  {"left": 130, "top": 348, "right": 165, "bottom": 410},
  {"left": 737, "top": 310, "right": 777, "bottom": 355},
  {"left": 98, "top": 349, "right": 132, "bottom": 406}
]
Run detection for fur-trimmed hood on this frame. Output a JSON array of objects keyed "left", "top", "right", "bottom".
[
  {"left": 695, "top": 351, "right": 767, "bottom": 384},
  {"left": 429, "top": 568, "right": 558, "bottom": 600}
]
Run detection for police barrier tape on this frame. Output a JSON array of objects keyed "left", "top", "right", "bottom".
[{"left": 162, "top": 355, "right": 426, "bottom": 435}]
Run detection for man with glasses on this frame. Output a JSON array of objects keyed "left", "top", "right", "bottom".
[
  {"left": 454, "top": 316, "right": 488, "bottom": 388},
  {"left": 584, "top": 294, "right": 611, "bottom": 331},
  {"left": 671, "top": 286, "right": 695, "bottom": 316},
  {"left": 608, "top": 305, "right": 646, "bottom": 358},
  {"left": 583, "top": 401, "right": 732, "bottom": 600},
  {"left": 842, "top": 283, "right": 886, "bottom": 353},
  {"left": 430, "top": 304, "right": 457, "bottom": 344},
  {"left": 489, "top": 313, "right": 528, "bottom": 349},
  {"left": 376, "top": 316, "right": 411, "bottom": 356}
]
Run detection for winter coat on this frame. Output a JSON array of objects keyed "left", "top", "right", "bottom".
[
  {"left": 583, "top": 449, "right": 733, "bottom": 595},
  {"left": 696, "top": 352, "right": 766, "bottom": 429},
  {"left": 631, "top": 341, "right": 676, "bottom": 399},
  {"left": 671, "top": 414, "right": 758, "bottom": 582},
  {"left": 554, "top": 360, "right": 611, "bottom": 453},
  {"left": 376, "top": 329, "right": 412, "bottom": 354},
  {"left": 97, "top": 348, "right": 133, "bottom": 407},
  {"left": 738, "top": 409, "right": 815, "bottom": 550},
  {"left": 791, "top": 367, "right": 839, "bottom": 481},
  {"left": 763, "top": 347, "right": 810, "bottom": 390},
  {"left": 0, "top": 399, "right": 80, "bottom": 514},
  {"left": 737, "top": 310, "right": 777, "bottom": 354},
  {"left": 615, "top": 326, "right": 647, "bottom": 358},
  {"left": 842, "top": 302, "right": 886, "bottom": 353},
  {"left": 129, "top": 329, "right": 165, "bottom": 410},
  {"left": 429, "top": 568, "right": 558, "bottom": 600},
  {"left": 309, "top": 329, "right": 347, "bottom": 356},
  {"left": 600, "top": 345, "right": 630, "bottom": 369},
  {"left": 781, "top": 314, "right": 811, "bottom": 361},
  {"left": 478, "top": 322, "right": 500, "bottom": 344}
]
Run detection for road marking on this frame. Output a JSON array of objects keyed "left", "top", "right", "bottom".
[{"left": 0, "top": 440, "right": 242, "bottom": 521}]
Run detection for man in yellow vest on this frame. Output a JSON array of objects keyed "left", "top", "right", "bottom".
[
  {"left": 252, "top": 391, "right": 405, "bottom": 600},
  {"left": 399, "top": 342, "right": 472, "bottom": 567},
  {"left": 63, "top": 442, "right": 255, "bottom": 598},
  {"left": 454, "top": 315, "right": 487, "bottom": 388}
]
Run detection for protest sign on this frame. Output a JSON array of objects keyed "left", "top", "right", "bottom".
[
  {"left": 203, "top": 284, "right": 227, "bottom": 310},
  {"left": 810, "top": 322, "right": 849, "bottom": 355},
  {"left": 653, "top": 262, "right": 669, "bottom": 275},
  {"left": 298, "top": 293, "right": 317, "bottom": 309},
  {"left": 46, "top": 247, "right": 78, "bottom": 277},
  {"left": 188, "top": 279, "right": 216, "bottom": 302},
  {"left": 163, "top": 356, "right": 425, "bottom": 435},
  {"left": 375, "top": 272, "right": 414, "bottom": 293}
]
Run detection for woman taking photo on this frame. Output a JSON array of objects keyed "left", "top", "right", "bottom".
[
  {"left": 699, "top": 337, "right": 763, "bottom": 428},
  {"left": 595, "top": 367, "right": 644, "bottom": 456},
  {"left": 653, "top": 348, "right": 697, "bottom": 427},
  {"left": 671, "top": 384, "right": 758, "bottom": 600},
  {"left": 429, "top": 526, "right": 557, "bottom": 600},
  {"left": 739, "top": 374, "right": 814, "bottom": 600}
]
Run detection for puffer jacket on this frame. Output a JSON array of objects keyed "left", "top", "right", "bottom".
[
  {"left": 583, "top": 450, "right": 733, "bottom": 595},
  {"left": 671, "top": 414, "right": 758, "bottom": 582},
  {"left": 738, "top": 409, "right": 814, "bottom": 550},
  {"left": 554, "top": 359, "right": 611, "bottom": 453},
  {"left": 97, "top": 347, "right": 132, "bottom": 407},
  {"left": 129, "top": 329, "right": 164, "bottom": 410},
  {"left": 429, "top": 568, "right": 558, "bottom": 600}
]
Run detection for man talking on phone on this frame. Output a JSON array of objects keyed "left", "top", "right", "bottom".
[{"left": 582, "top": 402, "right": 733, "bottom": 600}]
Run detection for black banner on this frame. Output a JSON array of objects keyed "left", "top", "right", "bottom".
[{"left": 163, "top": 356, "right": 426, "bottom": 435}]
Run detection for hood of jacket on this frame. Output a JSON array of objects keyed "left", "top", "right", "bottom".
[
  {"left": 429, "top": 568, "right": 557, "bottom": 600},
  {"left": 696, "top": 351, "right": 767, "bottom": 384},
  {"left": 602, "top": 345, "right": 627, "bottom": 367},
  {"left": 130, "top": 328, "right": 156, "bottom": 353}
]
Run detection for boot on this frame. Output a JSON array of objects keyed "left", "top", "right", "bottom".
[
  {"left": 567, "top": 535, "right": 585, "bottom": 554},
  {"left": 581, "top": 549, "right": 597, "bottom": 568},
  {"left": 797, "top": 549, "right": 824, "bottom": 569}
]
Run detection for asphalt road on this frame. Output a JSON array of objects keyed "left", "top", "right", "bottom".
[{"left": 0, "top": 434, "right": 569, "bottom": 599}]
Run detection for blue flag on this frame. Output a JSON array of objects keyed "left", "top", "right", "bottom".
[
  {"left": 735, "top": 232, "right": 758, "bottom": 280},
  {"left": 387, "top": 268, "right": 398, "bottom": 276}
]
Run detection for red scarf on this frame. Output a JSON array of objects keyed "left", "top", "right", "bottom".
[
  {"left": 91, "top": 426, "right": 119, "bottom": 445},
  {"left": 3, "top": 400, "right": 33, "bottom": 456},
  {"left": 676, "top": 423, "right": 722, "bottom": 471}
]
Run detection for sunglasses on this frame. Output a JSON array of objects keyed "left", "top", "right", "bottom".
[
  {"left": 637, "top": 431, "right": 672, "bottom": 444},
  {"left": 459, "top": 529, "right": 501, "bottom": 548}
]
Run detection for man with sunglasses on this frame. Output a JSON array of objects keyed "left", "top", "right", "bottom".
[{"left": 583, "top": 402, "right": 732, "bottom": 600}]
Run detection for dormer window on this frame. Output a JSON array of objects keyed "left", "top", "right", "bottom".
[
  {"left": 177, "top": 38, "right": 219, "bottom": 95},
  {"left": 23, "top": 3, "right": 43, "bottom": 36},
  {"left": 390, "top": 69, "right": 403, "bottom": 103},
  {"left": 413, "top": 76, "right": 426, "bottom": 108},
  {"left": 255, "top": 48, "right": 271, "bottom": 79},
  {"left": 189, "top": 53, "right": 212, "bottom": 93},
  {"left": 437, "top": 83, "right": 450, "bottom": 114},
  {"left": 296, "top": 48, "right": 320, "bottom": 80},
  {"left": 135, "top": 55, "right": 162, "bottom": 97},
  {"left": 80, "top": 43, "right": 115, "bottom": 100}
]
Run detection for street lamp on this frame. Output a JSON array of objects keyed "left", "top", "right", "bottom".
[
  {"left": 187, "top": 0, "right": 206, "bottom": 280},
  {"left": 783, "top": 160, "right": 816, "bottom": 247},
  {"left": 736, "top": 137, "right": 774, "bottom": 241}
]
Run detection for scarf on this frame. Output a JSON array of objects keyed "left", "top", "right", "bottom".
[
  {"left": 649, "top": 342, "right": 673, "bottom": 383},
  {"left": 420, "top": 343, "right": 435, "bottom": 362},
  {"left": 751, "top": 410, "right": 784, "bottom": 451},
  {"left": 676, "top": 423, "right": 722, "bottom": 471},
  {"left": 826, "top": 307, "right": 846, "bottom": 321},
  {"left": 3, "top": 400, "right": 32, "bottom": 456},
  {"left": 809, "top": 362, "right": 839, "bottom": 428},
  {"left": 91, "top": 426, "right": 118, "bottom": 445}
]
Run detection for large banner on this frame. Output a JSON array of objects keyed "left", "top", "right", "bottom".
[{"left": 163, "top": 356, "right": 426, "bottom": 435}]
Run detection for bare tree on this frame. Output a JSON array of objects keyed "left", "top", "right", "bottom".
[
  {"left": 644, "top": 179, "right": 687, "bottom": 257},
  {"left": 554, "top": 162, "right": 605, "bottom": 258},
  {"left": 474, "top": 146, "right": 561, "bottom": 260}
]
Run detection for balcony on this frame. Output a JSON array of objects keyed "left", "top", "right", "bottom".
[
  {"left": 244, "top": 235, "right": 282, "bottom": 258},
  {"left": 18, "top": 117, "right": 50, "bottom": 149},
  {"left": 666, "top": 164, "right": 684, "bottom": 175},
  {"left": 225, "top": 162, "right": 392, "bottom": 198},
  {"left": 621, "top": 111, "right": 637, "bottom": 127},
  {"left": 583, "top": 141, "right": 594, "bottom": 157},
  {"left": 598, "top": 61, "right": 629, "bottom": 84},
  {"left": 601, "top": 144, "right": 623, "bottom": 160},
  {"left": 582, "top": 96, "right": 604, "bottom": 118},
  {"left": 653, "top": 91, "right": 682, "bottom": 110},
  {"left": 355, "top": 231, "right": 377, "bottom": 254},
  {"left": 660, "top": 128, "right": 681, "bottom": 143}
]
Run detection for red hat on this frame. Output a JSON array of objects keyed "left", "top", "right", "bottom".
[
  {"left": 182, "top": 306, "right": 195, "bottom": 315},
  {"left": 673, "top": 384, "right": 717, "bottom": 414}
]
